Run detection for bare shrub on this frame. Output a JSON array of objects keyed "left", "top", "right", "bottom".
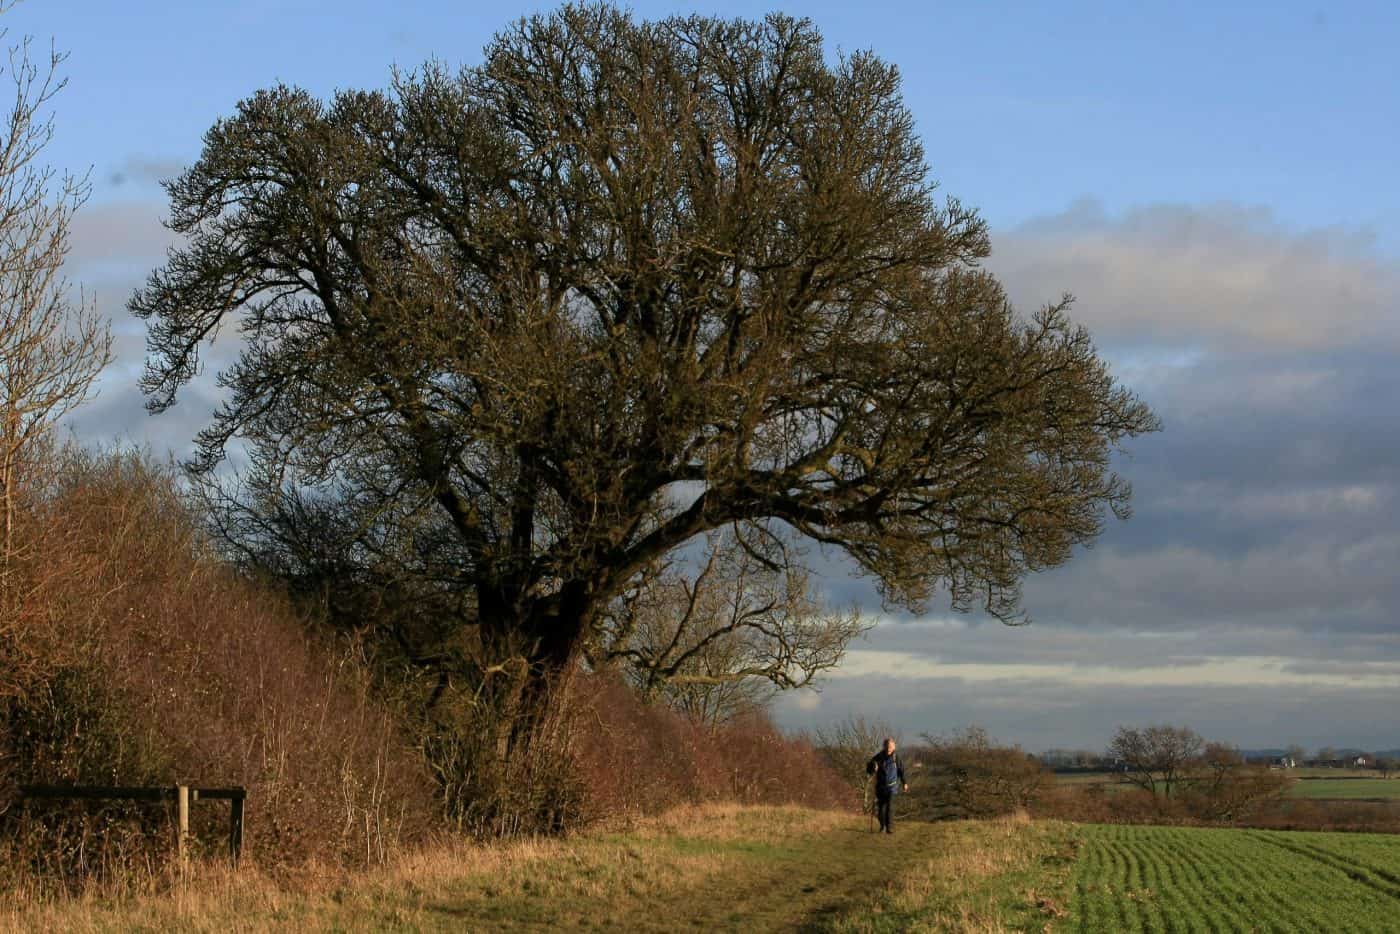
[
  {"left": 569, "top": 675, "right": 849, "bottom": 823},
  {"left": 0, "top": 448, "right": 438, "bottom": 887},
  {"left": 1033, "top": 785, "right": 1191, "bottom": 825},
  {"left": 588, "top": 532, "right": 868, "bottom": 729},
  {"left": 1178, "top": 742, "right": 1293, "bottom": 823},
  {"left": 813, "top": 715, "right": 897, "bottom": 807},
  {"left": 417, "top": 667, "right": 589, "bottom": 839},
  {"left": 920, "top": 727, "right": 1048, "bottom": 819},
  {"left": 0, "top": 20, "right": 111, "bottom": 587},
  {"left": 1236, "top": 799, "right": 1400, "bottom": 834}
]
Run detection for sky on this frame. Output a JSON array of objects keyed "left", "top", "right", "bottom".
[{"left": 8, "top": 0, "right": 1400, "bottom": 753}]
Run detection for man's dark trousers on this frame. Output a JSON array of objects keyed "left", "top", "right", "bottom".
[{"left": 875, "top": 792, "right": 894, "bottom": 832}]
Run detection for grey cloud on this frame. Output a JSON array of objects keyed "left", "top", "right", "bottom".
[
  {"left": 991, "top": 206, "right": 1400, "bottom": 634},
  {"left": 842, "top": 616, "right": 1400, "bottom": 679},
  {"left": 57, "top": 197, "right": 223, "bottom": 456},
  {"left": 107, "top": 156, "right": 186, "bottom": 191},
  {"left": 68, "top": 199, "right": 177, "bottom": 269},
  {"left": 1011, "top": 348, "right": 1400, "bottom": 635},
  {"left": 67, "top": 371, "right": 220, "bottom": 458},
  {"left": 780, "top": 202, "right": 1400, "bottom": 742},
  {"left": 989, "top": 199, "right": 1400, "bottom": 351},
  {"left": 775, "top": 670, "right": 1400, "bottom": 752}
]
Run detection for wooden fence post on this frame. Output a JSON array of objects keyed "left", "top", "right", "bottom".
[
  {"left": 229, "top": 793, "right": 244, "bottom": 865},
  {"left": 176, "top": 785, "right": 190, "bottom": 866}
]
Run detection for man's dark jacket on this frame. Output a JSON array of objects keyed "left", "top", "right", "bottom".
[{"left": 866, "top": 750, "right": 905, "bottom": 799}]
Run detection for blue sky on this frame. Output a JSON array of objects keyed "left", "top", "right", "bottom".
[
  {"left": 11, "top": 1, "right": 1400, "bottom": 752},
  {"left": 17, "top": 1, "right": 1400, "bottom": 243}
]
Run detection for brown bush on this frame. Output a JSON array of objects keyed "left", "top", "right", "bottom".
[
  {"left": 0, "top": 448, "right": 439, "bottom": 887},
  {"left": 1030, "top": 782, "right": 1400, "bottom": 834},
  {"left": 0, "top": 447, "right": 852, "bottom": 892},
  {"left": 568, "top": 675, "right": 850, "bottom": 822},
  {"left": 1247, "top": 799, "right": 1400, "bottom": 834},
  {"left": 1033, "top": 784, "right": 1193, "bottom": 825},
  {"left": 915, "top": 728, "right": 1048, "bottom": 820},
  {"left": 1177, "top": 745, "right": 1293, "bottom": 822},
  {"left": 413, "top": 667, "right": 591, "bottom": 839}
]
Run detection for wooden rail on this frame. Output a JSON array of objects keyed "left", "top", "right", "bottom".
[{"left": 20, "top": 784, "right": 246, "bottom": 864}]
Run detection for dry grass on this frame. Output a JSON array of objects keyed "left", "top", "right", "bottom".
[
  {"left": 619, "top": 800, "right": 853, "bottom": 840},
  {"left": 0, "top": 805, "right": 1069, "bottom": 933},
  {"left": 0, "top": 803, "right": 786, "bottom": 931},
  {"left": 2, "top": 833, "right": 567, "bottom": 932},
  {"left": 821, "top": 811, "right": 1078, "bottom": 933}
]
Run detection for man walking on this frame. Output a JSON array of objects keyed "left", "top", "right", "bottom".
[{"left": 866, "top": 737, "right": 907, "bottom": 834}]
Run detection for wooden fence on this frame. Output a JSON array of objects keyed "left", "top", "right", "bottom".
[{"left": 19, "top": 784, "right": 246, "bottom": 864}]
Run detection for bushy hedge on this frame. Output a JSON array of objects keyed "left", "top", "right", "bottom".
[
  {"left": 0, "top": 450, "right": 440, "bottom": 887},
  {"left": 571, "top": 675, "right": 849, "bottom": 822},
  {"left": 0, "top": 448, "right": 849, "bottom": 891}
]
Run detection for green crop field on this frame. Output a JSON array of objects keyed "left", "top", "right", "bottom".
[
  {"left": 1070, "top": 823, "right": 1400, "bottom": 932},
  {"left": 1054, "top": 772, "right": 1128, "bottom": 786},
  {"left": 1289, "top": 778, "right": 1400, "bottom": 799}
]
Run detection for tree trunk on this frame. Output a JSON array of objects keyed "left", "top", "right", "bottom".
[
  {"left": 0, "top": 443, "right": 14, "bottom": 594},
  {"left": 445, "top": 594, "right": 590, "bottom": 835}
]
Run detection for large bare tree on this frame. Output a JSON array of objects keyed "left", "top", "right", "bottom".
[
  {"left": 0, "top": 19, "right": 111, "bottom": 587},
  {"left": 132, "top": 6, "right": 1157, "bottom": 754}
]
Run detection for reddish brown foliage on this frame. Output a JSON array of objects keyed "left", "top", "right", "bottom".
[
  {"left": 1246, "top": 799, "right": 1400, "bottom": 833},
  {"left": 1033, "top": 785, "right": 1192, "bottom": 824},
  {"left": 568, "top": 675, "right": 850, "bottom": 822},
  {"left": 1033, "top": 784, "right": 1400, "bottom": 834},
  {"left": 1, "top": 450, "right": 439, "bottom": 878},
  {"left": 0, "top": 449, "right": 849, "bottom": 888}
]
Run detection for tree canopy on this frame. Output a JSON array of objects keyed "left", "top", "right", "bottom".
[{"left": 132, "top": 5, "right": 1157, "bottom": 716}]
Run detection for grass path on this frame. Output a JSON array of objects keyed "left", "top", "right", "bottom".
[
  {"left": 417, "top": 812, "right": 910, "bottom": 932},
  {"left": 4, "top": 805, "right": 1074, "bottom": 932}
]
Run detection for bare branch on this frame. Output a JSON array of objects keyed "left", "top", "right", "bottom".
[{"left": 0, "top": 21, "right": 111, "bottom": 594}]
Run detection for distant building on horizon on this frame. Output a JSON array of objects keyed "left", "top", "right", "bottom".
[
  {"left": 1245, "top": 755, "right": 1296, "bottom": 770},
  {"left": 1302, "top": 754, "right": 1371, "bottom": 769}
]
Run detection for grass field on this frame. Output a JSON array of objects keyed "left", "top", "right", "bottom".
[
  {"left": 1070, "top": 823, "right": 1400, "bottom": 932},
  {"left": 1, "top": 805, "right": 1077, "bottom": 933},
  {"left": 1289, "top": 778, "right": 1400, "bottom": 800},
  {"left": 1055, "top": 770, "right": 1400, "bottom": 801},
  {"left": 11, "top": 807, "right": 1400, "bottom": 931}
]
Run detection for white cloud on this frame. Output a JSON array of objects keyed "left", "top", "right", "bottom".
[
  {"left": 832, "top": 647, "right": 1400, "bottom": 691},
  {"left": 990, "top": 199, "right": 1400, "bottom": 351}
]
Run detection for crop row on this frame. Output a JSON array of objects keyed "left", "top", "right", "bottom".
[{"left": 1068, "top": 823, "right": 1400, "bottom": 932}]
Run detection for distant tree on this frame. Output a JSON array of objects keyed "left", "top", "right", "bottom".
[
  {"left": 0, "top": 23, "right": 110, "bottom": 586},
  {"left": 1038, "top": 748, "right": 1078, "bottom": 769},
  {"left": 1186, "top": 741, "right": 1292, "bottom": 822},
  {"left": 1108, "top": 725, "right": 1204, "bottom": 799},
  {"left": 1376, "top": 756, "right": 1398, "bottom": 780},
  {"left": 132, "top": 5, "right": 1158, "bottom": 764},
  {"left": 1317, "top": 746, "right": 1338, "bottom": 765},
  {"left": 922, "top": 726, "right": 1047, "bottom": 817},
  {"left": 1285, "top": 744, "right": 1306, "bottom": 768},
  {"left": 815, "top": 715, "right": 896, "bottom": 805}
]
